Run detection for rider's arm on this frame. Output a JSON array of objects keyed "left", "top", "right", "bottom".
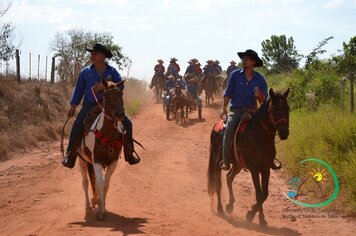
[{"left": 70, "top": 70, "right": 86, "bottom": 106}]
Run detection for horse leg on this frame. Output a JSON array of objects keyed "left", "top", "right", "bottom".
[
  {"left": 93, "top": 163, "right": 106, "bottom": 221},
  {"left": 78, "top": 158, "right": 91, "bottom": 210},
  {"left": 104, "top": 160, "right": 118, "bottom": 200},
  {"left": 258, "top": 167, "right": 270, "bottom": 227},
  {"left": 225, "top": 164, "right": 241, "bottom": 214},
  {"left": 246, "top": 170, "right": 262, "bottom": 223},
  {"left": 216, "top": 167, "right": 224, "bottom": 216}
]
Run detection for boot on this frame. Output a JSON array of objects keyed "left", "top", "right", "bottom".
[
  {"left": 62, "top": 134, "right": 82, "bottom": 169},
  {"left": 124, "top": 133, "right": 140, "bottom": 165}
]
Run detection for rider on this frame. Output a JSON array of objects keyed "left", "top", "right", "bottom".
[
  {"left": 187, "top": 78, "right": 199, "bottom": 99},
  {"left": 213, "top": 60, "right": 222, "bottom": 76},
  {"left": 184, "top": 59, "right": 195, "bottom": 77},
  {"left": 226, "top": 60, "right": 238, "bottom": 78},
  {"left": 62, "top": 43, "right": 140, "bottom": 169},
  {"left": 194, "top": 61, "right": 203, "bottom": 79},
  {"left": 149, "top": 59, "right": 165, "bottom": 89},
  {"left": 219, "top": 49, "right": 267, "bottom": 170},
  {"left": 199, "top": 60, "right": 215, "bottom": 93},
  {"left": 166, "top": 57, "right": 180, "bottom": 79}
]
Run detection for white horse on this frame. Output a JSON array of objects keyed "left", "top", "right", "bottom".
[{"left": 77, "top": 79, "right": 126, "bottom": 220}]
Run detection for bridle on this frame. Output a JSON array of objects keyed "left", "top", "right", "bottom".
[
  {"left": 91, "top": 86, "right": 123, "bottom": 121},
  {"left": 260, "top": 99, "right": 289, "bottom": 137}
]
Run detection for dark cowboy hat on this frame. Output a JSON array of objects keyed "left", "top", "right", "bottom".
[
  {"left": 86, "top": 43, "right": 113, "bottom": 58},
  {"left": 237, "top": 49, "right": 263, "bottom": 67}
]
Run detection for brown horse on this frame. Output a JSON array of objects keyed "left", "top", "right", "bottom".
[
  {"left": 77, "top": 78, "right": 126, "bottom": 221},
  {"left": 208, "top": 88, "right": 290, "bottom": 227},
  {"left": 153, "top": 74, "right": 166, "bottom": 103}
]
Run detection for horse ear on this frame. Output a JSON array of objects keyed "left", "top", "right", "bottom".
[
  {"left": 116, "top": 79, "right": 126, "bottom": 89},
  {"left": 269, "top": 88, "right": 275, "bottom": 99},
  {"left": 283, "top": 88, "right": 290, "bottom": 98},
  {"left": 101, "top": 77, "right": 108, "bottom": 89}
]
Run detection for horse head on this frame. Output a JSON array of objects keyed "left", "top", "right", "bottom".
[
  {"left": 268, "top": 88, "right": 290, "bottom": 140},
  {"left": 101, "top": 77, "right": 126, "bottom": 122}
]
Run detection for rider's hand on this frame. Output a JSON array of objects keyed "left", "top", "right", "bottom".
[
  {"left": 67, "top": 105, "right": 77, "bottom": 117},
  {"left": 220, "top": 107, "right": 227, "bottom": 119}
]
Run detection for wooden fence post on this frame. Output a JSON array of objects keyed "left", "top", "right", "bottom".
[
  {"left": 50, "top": 57, "right": 55, "bottom": 84},
  {"left": 16, "top": 49, "right": 20, "bottom": 84}
]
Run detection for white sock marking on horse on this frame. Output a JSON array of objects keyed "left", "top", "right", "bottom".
[{"left": 78, "top": 158, "right": 90, "bottom": 209}]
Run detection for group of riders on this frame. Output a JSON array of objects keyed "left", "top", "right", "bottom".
[
  {"left": 149, "top": 57, "right": 239, "bottom": 102},
  {"left": 62, "top": 42, "right": 276, "bottom": 173}
]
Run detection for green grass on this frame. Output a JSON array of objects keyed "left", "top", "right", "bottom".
[{"left": 278, "top": 105, "right": 356, "bottom": 212}]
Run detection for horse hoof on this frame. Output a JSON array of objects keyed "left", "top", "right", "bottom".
[
  {"left": 96, "top": 211, "right": 106, "bottom": 221},
  {"left": 259, "top": 219, "right": 268, "bottom": 227},
  {"left": 225, "top": 203, "right": 234, "bottom": 214},
  {"left": 217, "top": 209, "right": 225, "bottom": 217},
  {"left": 246, "top": 211, "right": 255, "bottom": 222}
]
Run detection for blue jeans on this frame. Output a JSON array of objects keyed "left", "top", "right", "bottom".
[
  {"left": 67, "top": 101, "right": 133, "bottom": 152},
  {"left": 222, "top": 108, "right": 245, "bottom": 163}
]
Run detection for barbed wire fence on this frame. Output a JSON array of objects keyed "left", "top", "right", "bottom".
[{"left": 0, "top": 49, "right": 57, "bottom": 83}]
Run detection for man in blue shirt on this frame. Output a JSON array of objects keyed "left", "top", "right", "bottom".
[
  {"left": 219, "top": 49, "right": 267, "bottom": 170},
  {"left": 62, "top": 43, "right": 140, "bottom": 168},
  {"left": 226, "top": 60, "right": 238, "bottom": 78}
]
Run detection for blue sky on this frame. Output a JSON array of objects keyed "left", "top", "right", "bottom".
[{"left": 2, "top": 0, "right": 356, "bottom": 81}]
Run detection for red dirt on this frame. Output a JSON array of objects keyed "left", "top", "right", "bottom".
[{"left": 0, "top": 99, "right": 355, "bottom": 236}]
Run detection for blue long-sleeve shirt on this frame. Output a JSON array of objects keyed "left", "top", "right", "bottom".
[
  {"left": 224, "top": 69, "right": 267, "bottom": 108},
  {"left": 70, "top": 64, "right": 123, "bottom": 106}
]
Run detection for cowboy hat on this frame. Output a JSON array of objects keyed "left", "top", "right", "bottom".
[
  {"left": 192, "top": 58, "right": 198, "bottom": 63},
  {"left": 86, "top": 43, "right": 113, "bottom": 58},
  {"left": 237, "top": 49, "right": 263, "bottom": 67},
  {"left": 170, "top": 57, "right": 178, "bottom": 61},
  {"left": 206, "top": 60, "right": 214, "bottom": 64},
  {"left": 157, "top": 59, "right": 164, "bottom": 63},
  {"left": 214, "top": 60, "right": 220, "bottom": 64},
  {"left": 230, "top": 60, "right": 236, "bottom": 64}
]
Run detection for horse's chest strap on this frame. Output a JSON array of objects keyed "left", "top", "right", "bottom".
[{"left": 94, "top": 129, "right": 124, "bottom": 148}]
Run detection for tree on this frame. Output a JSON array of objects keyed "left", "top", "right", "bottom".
[
  {"left": 305, "top": 36, "right": 334, "bottom": 69},
  {"left": 0, "top": 2, "right": 15, "bottom": 64},
  {"left": 261, "top": 35, "right": 301, "bottom": 73},
  {"left": 50, "top": 29, "right": 130, "bottom": 85}
]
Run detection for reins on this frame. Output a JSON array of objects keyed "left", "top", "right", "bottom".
[{"left": 60, "top": 116, "right": 71, "bottom": 159}]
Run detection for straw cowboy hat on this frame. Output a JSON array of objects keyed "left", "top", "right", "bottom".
[
  {"left": 86, "top": 43, "right": 113, "bottom": 58},
  {"left": 237, "top": 49, "right": 263, "bottom": 67}
]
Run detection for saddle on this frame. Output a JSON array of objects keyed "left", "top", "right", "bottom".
[
  {"left": 83, "top": 106, "right": 102, "bottom": 136},
  {"left": 213, "top": 111, "right": 253, "bottom": 137},
  {"left": 213, "top": 110, "right": 255, "bottom": 170}
]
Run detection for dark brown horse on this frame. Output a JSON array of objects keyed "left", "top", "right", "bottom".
[
  {"left": 172, "top": 82, "right": 189, "bottom": 122},
  {"left": 208, "top": 88, "right": 290, "bottom": 227}
]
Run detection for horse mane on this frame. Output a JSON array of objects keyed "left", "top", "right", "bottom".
[{"left": 247, "top": 91, "right": 285, "bottom": 129}]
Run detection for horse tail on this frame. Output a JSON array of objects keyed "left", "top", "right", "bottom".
[
  {"left": 207, "top": 129, "right": 221, "bottom": 195},
  {"left": 87, "top": 163, "right": 96, "bottom": 194}
]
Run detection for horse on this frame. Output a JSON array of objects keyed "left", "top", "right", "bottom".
[
  {"left": 77, "top": 78, "right": 126, "bottom": 221},
  {"left": 207, "top": 88, "right": 290, "bottom": 227},
  {"left": 201, "top": 75, "right": 217, "bottom": 107},
  {"left": 152, "top": 74, "right": 166, "bottom": 103},
  {"left": 172, "top": 82, "right": 189, "bottom": 122}
]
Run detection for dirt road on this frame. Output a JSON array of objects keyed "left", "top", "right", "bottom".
[{"left": 0, "top": 100, "right": 354, "bottom": 236}]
